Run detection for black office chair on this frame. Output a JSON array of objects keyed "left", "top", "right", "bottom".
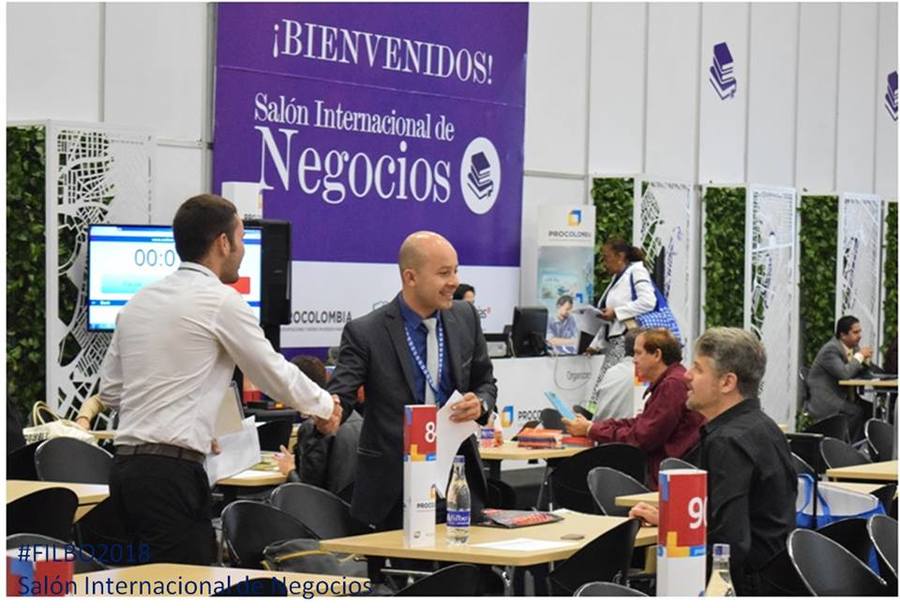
[
  {"left": 34, "top": 437, "right": 113, "bottom": 484},
  {"left": 787, "top": 432, "right": 826, "bottom": 476},
  {"left": 791, "top": 453, "right": 816, "bottom": 476},
  {"left": 6, "top": 533, "right": 107, "bottom": 573},
  {"left": 546, "top": 518, "right": 641, "bottom": 595},
  {"left": 221, "top": 500, "right": 315, "bottom": 568},
  {"left": 214, "top": 577, "right": 288, "bottom": 596},
  {"left": 816, "top": 518, "right": 873, "bottom": 564},
  {"left": 7, "top": 441, "right": 41, "bottom": 480},
  {"left": 548, "top": 444, "right": 647, "bottom": 512},
  {"left": 7, "top": 487, "right": 79, "bottom": 541},
  {"left": 485, "top": 478, "right": 518, "bottom": 509},
  {"left": 394, "top": 564, "right": 481, "bottom": 596},
  {"left": 256, "top": 420, "right": 294, "bottom": 452},
  {"left": 806, "top": 415, "right": 850, "bottom": 443},
  {"left": 540, "top": 408, "right": 565, "bottom": 430},
  {"left": 574, "top": 581, "right": 648, "bottom": 596},
  {"left": 659, "top": 457, "right": 697, "bottom": 471},
  {"left": 867, "top": 515, "right": 898, "bottom": 594},
  {"left": 865, "top": 419, "right": 894, "bottom": 463},
  {"left": 586, "top": 467, "right": 650, "bottom": 516},
  {"left": 787, "top": 529, "right": 889, "bottom": 596},
  {"left": 74, "top": 498, "right": 131, "bottom": 564},
  {"left": 759, "top": 547, "right": 812, "bottom": 596},
  {"left": 819, "top": 437, "right": 871, "bottom": 469},
  {"left": 269, "top": 482, "right": 358, "bottom": 539}
]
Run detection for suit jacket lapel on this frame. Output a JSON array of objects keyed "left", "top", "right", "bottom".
[
  {"left": 385, "top": 298, "right": 418, "bottom": 401},
  {"left": 443, "top": 307, "right": 464, "bottom": 390}
]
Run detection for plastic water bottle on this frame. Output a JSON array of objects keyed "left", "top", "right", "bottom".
[
  {"left": 446, "top": 455, "right": 471, "bottom": 545},
  {"left": 704, "top": 543, "right": 735, "bottom": 596}
]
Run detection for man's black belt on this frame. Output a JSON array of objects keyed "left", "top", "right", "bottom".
[{"left": 116, "top": 443, "right": 205, "bottom": 464}]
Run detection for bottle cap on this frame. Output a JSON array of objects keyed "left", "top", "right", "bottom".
[{"left": 713, "top": 543, "right": 730, "bottom": 559}]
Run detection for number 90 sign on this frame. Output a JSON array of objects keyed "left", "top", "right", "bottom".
[{"left": 659, "top": 470, "right": 707, "bottom": 548}]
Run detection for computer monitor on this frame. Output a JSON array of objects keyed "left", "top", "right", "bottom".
[
  {"left": 511, "top": 307, "right": 549, "bottom": 357},
  {"left": 86, "top": 224, "right": 262, "bottom": 331}
]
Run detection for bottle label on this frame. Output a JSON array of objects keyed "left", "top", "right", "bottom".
[{"left": 447, "top": 509, "right": 470, "bottom": 528}]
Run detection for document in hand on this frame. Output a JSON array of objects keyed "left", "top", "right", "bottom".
[
  {"left": 571, "top": 306, "right": 608, "bottom": 336},
  {"left": 435, "top": 390, "right": 479, "bottom": 498},
  {"left": 205, "top": 416, "right": 261, "bottom": 486},
  {"left": 212, "top": 381, "right": 245, "bottom": 437}
]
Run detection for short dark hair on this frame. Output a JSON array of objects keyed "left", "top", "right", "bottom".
[
  {"left": 638, "top": 328, "right": 682, "bottom": 365},
  {"left": 453, "top": 284, "right": 475, "bottom": 300},
  {"left": 835, "top": 315, "right": 860, "bottom": 338},
  {"left": 290, "top": 355, "right": 328, "bottom": 389},
  {"left": 556, "top": 295, "right": 574, "bottom": 308},
  {"left": 172, "top": 194, "right": 238, "bottom": 263}
]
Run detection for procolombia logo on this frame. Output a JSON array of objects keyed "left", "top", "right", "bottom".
[{"left": 292, "top": 310, "right": 353, "bottom": 325}]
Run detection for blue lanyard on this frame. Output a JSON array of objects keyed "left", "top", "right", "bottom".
[{"left": 403, "top": 317, "right": 444, "bottom": 403}]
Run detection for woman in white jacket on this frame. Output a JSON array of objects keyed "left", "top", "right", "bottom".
[{"left": 585, "top": 238, "right": 656, "bottom": 411}]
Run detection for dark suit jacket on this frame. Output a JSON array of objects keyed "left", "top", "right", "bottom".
[
  {"left": 805, "top": 337, "right": 866, "bottom": 421},
  {"left": 328, "top": 295, "right": 498, "bottom": 527}
]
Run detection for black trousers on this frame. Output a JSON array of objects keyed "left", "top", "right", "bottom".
[{"left": 109, "top": 453, "right": 216, "bottom": 565}]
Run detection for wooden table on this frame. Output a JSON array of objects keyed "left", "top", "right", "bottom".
[
  {"left": 826, "top": 460, "right": 898, "bottom": 482},
  {"left": 320, "top": 510, "right": 657, "bottom": 594},
  {"left": 614, "top": 481, "right": 892, "bottom": 508},
  {"left": 839, "top": 378, "right": 897, "bottom": 424},
  {"left": 479, "top": 443, "right": 587, "bottom": 479},
  {"left": 7, "top": 480, "right": 109, "bottom": 521},
  {"left": 216, "top": 451, "right": 286, "bottom": 487},
  {"left": 70, "top": 563, "right": 368, "bottom": 596}
]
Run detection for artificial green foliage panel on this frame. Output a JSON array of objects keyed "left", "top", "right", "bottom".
[
  {"left": 703, "top": 187, "right": 746, "bottom": 328},
  {"left": 7, "top": 126, "right": 46, "bottom": 419},
  {"left": 798, "top": 195, "right": 839, "bottom": 368},
  {"left": 591, "top": 177, "right": 634, "bottom": 292},
  {"left": 883, "top": 201, "right": 898, "bottom": 356}
]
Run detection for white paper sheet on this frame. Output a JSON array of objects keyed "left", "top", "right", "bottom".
[
  {"left": 572, "top": 306, "right": 608, "bottom": 336},
  {"left": 205, "top": 416, "right": 261, "bottom": 486},
  {"left": 435, "top": 390, "right": 479, "bottom": 498},
  {"left": 212, "top": 382, "right": 245, "bottom": 437},
  {"left": 470, "top": 538, "right": 577, "bottom": 552}
]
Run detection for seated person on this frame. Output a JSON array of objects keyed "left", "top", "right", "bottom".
[
  {"left": 453, "top": 283, "right": 476, "bottom": 304},
  {"left": 564, "top": 328, "right": 703, "bottom": 487},
  {"left": 805, "top": 315, "right": 874, "bottom": 441},
  {"left": 629, "top": 328, "right": 797, "bottom": 596},
  {"left": 588, "top": 330, "right": 639, "bottom": 420},
  {"left": 274, "top": 356, "right": 362, "bottom": 502},
  {"left": 546, "top": 295, "right": 579, "bottom": 355}
]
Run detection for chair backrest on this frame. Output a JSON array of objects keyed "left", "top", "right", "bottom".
[
  {"left": 819, "top": 437, "right": 871, "bottom": 469},
  {"left": 540, "top": 408, "right": 565, "bottom": 431},
  {"left": 269, "top": 482, "right": 357, "bottom": 539},
  {"left": 6, "top": 533, "right": 107, "bottom": 573},
  {"left": 550, "top": 444, "right": 647, "bottom": 513},
  {"left": 257, "top": 420, "right": 294, "bottom": 452},
  {"left": 34, "top": 437, "right": 113, "bottom": 484},
  {"left": 214, "top": 577, "right": 288, "bottom": 596},
  {"left": 7, "top": 487, "right": 79, "bottom": 541},
  {"left": 659, "top": 457, "right": 697, "bottom": 471},
  {"left": 865, "top": 419, "right": 894, "bottom": 463},
  {"left": 787, "top": 432, "right": 826, "bottom": 475},
  {"left": 867, "top": 515, "right": 898, "bottom": 585},
  {"left": 547, "top": 518, "right": 641, "bottom": 595},
  {"left": 394, "top": 564, "right": 481, "bottom": 596},
  {"left": 791, "top": 453, "right": 815, "bottom": 476},
  {"left": 574, "top": 581, "right": 648, "bottom": 597},
  {"left": 816, "top": 518, "right": 873, "bottom": 564},
  {"left": 7, "top": 441, "right": 41, "bottom": 480},
  {"left": 869, "top": 483, "right": 897, "bottom": 515},
  {"left": 586, "top": 467, "right": 650, "bottom": 516},
  {"left": 788, "top": 529, "right": 888, "bottom": 596},
  {"left": 806, "top": 415, "right": 850, "bottom": 443},
  {"left": 221, "top": 500, "right": 314, "bottom": 567},
  {"left": 485, "top": 478, "right": 518, "bottom": 509}
]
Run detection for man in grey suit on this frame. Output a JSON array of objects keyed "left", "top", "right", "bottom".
[
  {"left": 805, "top": 315, "right": 874, "bottom": 441},
  {"left": 328, "top": 231, "right": 497, "bottom": 532}
]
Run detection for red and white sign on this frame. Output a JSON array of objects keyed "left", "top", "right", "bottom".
[{"left": 657, "top": 469, "right": 708, "bottom": 596}]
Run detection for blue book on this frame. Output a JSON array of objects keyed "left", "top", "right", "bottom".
[{"left": 544, "top": 391, "right": 576, "bottom": 420}]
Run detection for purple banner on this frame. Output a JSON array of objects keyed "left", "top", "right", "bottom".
[{"left": 213, "top": 2, "right": 528, "bottom": 267}]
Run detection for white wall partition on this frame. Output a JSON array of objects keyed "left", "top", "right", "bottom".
[
  {"left": 837, "top": 193, "right": 884, "bottom": 355},
  {"left": 745, "top": 186, "right": 798, "bottom": 425}
]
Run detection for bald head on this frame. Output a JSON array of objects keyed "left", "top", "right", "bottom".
[{"left": 398, "top": 231, "right": 455, "bottom": 272}]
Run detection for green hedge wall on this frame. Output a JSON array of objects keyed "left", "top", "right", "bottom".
[
  {"left": 884, "top": 201, "right": 898, "bottom": 357},
  {"left": 703, "top": 187, "right": 746, "bottom": 328},
  {"left": 591, "top": 177, "right": 634, "bottom": 292},
  {"left": 798, "top": 195, "right": 839, "bottom": 367},
  {"left": 7, "top": 126, "right": 46, "bottom": 420}
]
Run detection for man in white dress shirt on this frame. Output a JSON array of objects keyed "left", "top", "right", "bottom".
[{"left": 99, "top": 194, "right": 341, "bottom": 564}]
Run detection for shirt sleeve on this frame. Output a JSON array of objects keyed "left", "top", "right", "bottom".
[
  {"left": 705, "top": 436, "right": 754, "bottom": 574},
  {"left": 212, "top": 290, "right": 333, "bottom": 419},
  {"left": 98, "top": 328, "right": 124, "bottom": 410},
  {"left": 614, "top": 265, "right": 657, "bottom": 320},
  {"left": 588, "top": 377, "right": 685, "bottom": 451}
]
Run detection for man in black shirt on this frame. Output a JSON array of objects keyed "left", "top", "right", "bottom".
[{"left": 630, "top": 328, "right": 796, "bottom": 596}]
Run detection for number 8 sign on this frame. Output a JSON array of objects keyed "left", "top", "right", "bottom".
[{"left": 404, "top": 405, "right": 437, "bottom": 462}]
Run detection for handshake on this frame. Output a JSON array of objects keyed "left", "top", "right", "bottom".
[{"left": 314, "top": 394, "right": 343, "bottom": 436}]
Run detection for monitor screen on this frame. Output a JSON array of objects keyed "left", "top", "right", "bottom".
[{"left": 87, "top": 224, "right": 262, "bottom": 331}]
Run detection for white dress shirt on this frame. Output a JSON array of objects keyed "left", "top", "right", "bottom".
[
  {"left": 99, "top": 262, "right": 333, "bottom": 454},
  {"left": 590, "top": 356, "right": 638, "bottom": 421},
  {"left": 589, "top": 261, "right": 656, "bottom": 349}
]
